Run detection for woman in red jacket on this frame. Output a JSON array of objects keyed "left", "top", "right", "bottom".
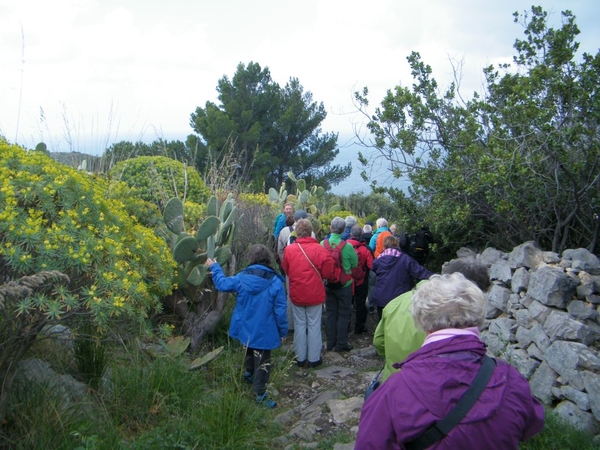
[{"left": 282, "top": 219, "right": 335, "bottom": 368}]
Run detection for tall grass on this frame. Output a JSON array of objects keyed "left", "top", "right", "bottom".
[{"left": 2, "top": 337, "right": 285, "bottom": 449}]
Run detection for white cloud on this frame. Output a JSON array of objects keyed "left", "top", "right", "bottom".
[{"left": 0, "top": 0, "right": 598, "bottom": 159}]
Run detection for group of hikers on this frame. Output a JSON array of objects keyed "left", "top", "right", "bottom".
[{"left": 204, "top": 203, "right": 544, "bottom": 448}]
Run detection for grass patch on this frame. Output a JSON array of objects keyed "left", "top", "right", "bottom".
[{"left": 520, "top": 412, "right": 598, "bottom": 450}]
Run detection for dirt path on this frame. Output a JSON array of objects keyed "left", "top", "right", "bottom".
[{"left": 273, "top": 310, "right": 382, "bottom": 448}]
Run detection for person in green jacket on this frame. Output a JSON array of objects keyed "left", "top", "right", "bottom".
[
  {"left": 322, "top": 216, "right": 358, "bottom": 352},
  {"left": 373, "top": 258, "right": 491, "bottom": 381}
]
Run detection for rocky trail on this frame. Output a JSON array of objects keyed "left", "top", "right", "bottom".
[{"left": 271, "top": 311, "right": 382, "bottom": 449}]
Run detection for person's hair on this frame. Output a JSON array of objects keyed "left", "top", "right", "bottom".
[
  {"left": 442, "top": 259, "right": 491, "bottom": 292},
  {"left": 330, "top": 216, "right": 345, "bottom": 234},
  {"left": 345, "top": 216, "right": 357, "bottom": 228},
  {"left": 247, "top": 244, "right": 274, "bottom": 267},
  {"left": 412, "top": 272, "right": 486, "bottom": 333},
  {"left": 350, "top": 224, "right": 363, "bottom": 238},
  {"left": 295, "top": 218, "right": 312, "bottom": 238},
  {"left": 363, "top": 224, "right": 372, "bottom": 233},
  {"left": 390, "top": 223, "right": 397, "bottom": 232},
  {"left": 285, "top": 214, "right": 295, "bottom": 227},
  {"left": 376, "top": 218, "right": 388, "bottom": 228},
  {"left": 383, "top": 235, "right": 398, "bottom": 249},
  {"left": 294, "top": 209, "right": 308, "bottom": 221}
]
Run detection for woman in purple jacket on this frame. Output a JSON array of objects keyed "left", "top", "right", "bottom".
[
  {"left": 370, "top": 236, "right": 432, "bottom": 319},
  {"left": 356, "top": 272, "right": 544, "bottom": 449}
]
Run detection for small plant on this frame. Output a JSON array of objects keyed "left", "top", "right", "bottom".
[{"left": 74, "top": 325, "right": 107, "bottom": 390}]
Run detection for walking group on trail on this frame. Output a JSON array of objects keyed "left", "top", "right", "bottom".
[{"left": 205, "top": 205, "right": 544, "bottom": 448}]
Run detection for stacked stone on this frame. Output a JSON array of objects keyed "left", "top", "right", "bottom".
[{"left": 457, "top": 242, "right": 600, "bottom": 434}]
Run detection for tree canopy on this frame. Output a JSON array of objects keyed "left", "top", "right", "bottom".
[
  {"left": 189, "top": 62, "right": 351, "bottom": 192},
  {"left": 104, "top": 139, "right": 195, "bottom": 169},
  {"left": 355, "top": 7, "right": 600, "bottom": 254}
]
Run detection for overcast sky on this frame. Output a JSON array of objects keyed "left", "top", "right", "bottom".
[{"left": 1, "top": 0, "right": 599, "bottom": 163}]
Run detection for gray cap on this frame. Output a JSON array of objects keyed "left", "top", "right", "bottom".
[{"left": 294, "top": 210, "right": 308, "bottom": 221}]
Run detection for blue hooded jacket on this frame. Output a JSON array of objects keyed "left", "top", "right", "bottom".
[{"left": 210, "top": 262, "right": 288, "bottom": 350}]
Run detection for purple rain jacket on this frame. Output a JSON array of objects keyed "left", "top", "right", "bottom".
[
  {"left": 356, "top": 335, "right": 544, "bottom": 449},
  {"left": 370, "top": 250, "right": 433, "bottom": 307}
]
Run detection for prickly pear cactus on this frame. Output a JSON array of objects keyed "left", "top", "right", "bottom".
[
  {"left": 267, "top": 172, "right": 338, "bottom": 236},
  {"left": 163, "top": 194, "right": 238, "bottom": 289}
]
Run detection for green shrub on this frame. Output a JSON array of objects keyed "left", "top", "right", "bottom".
[{"left": 109, "top": 155, "right": 210, "bottom": 209}]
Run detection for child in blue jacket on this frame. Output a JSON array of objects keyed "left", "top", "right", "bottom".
[{"left": 206, "top": 244, "right": 288, "bottom": 408}]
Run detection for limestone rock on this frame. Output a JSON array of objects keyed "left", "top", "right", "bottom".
[
  {"left": 327, "top": 397, "right": 364, "bottom": 424},
  {"left": 582, "top": 371, "right": 600, "bottom": 422},
  {"left": 480, "top": 247, "right": 506, "bottom": 267},
  {"left": 487, "top": 284, "right": 512, "bottom": 313},
  {"left": 489, "top": 259, "right": 512, "bottom": 284},
  {"left": 508, "top": 241, "right": 544, "bottom": 269},
  {"left": 543, "top": 310, "right": 596, "bottom": 345},
  {"left": 511, "top": 267, "right": 530, "bottom": 294},
  {"left": 529, "top": 361, "right": 558, "bottom": 404},
  {"left": 567, "top": 300, "right": 597, "bottom": 320},
  {"left": 528, "top": 265, "right": 578, "bottom": 308},
  {"left": 563, "top": 248, "right": 600, "bottom": 275},
  {"left": 554, "top": 401, "right": 599, "bottom": 434}
]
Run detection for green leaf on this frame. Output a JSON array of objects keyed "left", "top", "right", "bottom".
[
  {"left": 214, "top": 246, "right": 232, "bottom": 265},
  {"left": 161, "top": 336, "right": 190, "bottom": 357},
  {"left": 163, "top": 197, "right": 184, "bottom": 234},
  {"left": 187, "top": 265, "right": 207, "bottom": 286},
  {"left": 206, "top": 195, "right": 218, "bottom": 217},
  {"left": 196, "top": 216, "right": 220, "bottom": 242},
  {"left": 189, "top": 346, "right": 224, "bottom": 370},
  {"left": 173, "top": 236, "right": 199, "bottom": 264}
]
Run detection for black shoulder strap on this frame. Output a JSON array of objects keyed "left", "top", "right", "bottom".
[{"left": 405, "top": 356, "right": 496, "bottom": 450}]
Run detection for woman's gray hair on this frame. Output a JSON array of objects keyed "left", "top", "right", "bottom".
[
  {"left": 345, "top": 216, "right": 357, "bottom": 227},
  {"left": 350, "top": 224, "right": 363, "bottom": 238},
  {"left": 376, "top": 218, "right": 388, "bottom": 229},
  {"left": 330, "top": 216, "right": 346, "bottom": 234},
  {"left": 295, "top": 219, "right": 313, "bottom": 238},
  {"left": 411, "top": 272, "right": 486, "bottom": 333}
]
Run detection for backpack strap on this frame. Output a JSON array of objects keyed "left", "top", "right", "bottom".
[
  {"left": 324, "top": 239, "right": 346, "bottom": 250},
  {"left": 404, "top": 356, "right": 496, "bottom": 450}
]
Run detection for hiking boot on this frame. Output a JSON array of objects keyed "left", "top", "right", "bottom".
[
  {"left": 294, "top": 358, "right": 307, "bottom": 368},
  {"left": 308, "top": 358, "right": 323, "bottom": 368},
  {"left": 243, "top": 371, "right": 254, "bottom": 384},
  {"left": 334, "top": 343, "right": 353, "bottom": 352},
  {"left": 256, "top": 392, "right": 277, "bottom": 408},
  {"left": 354, "top": 326, "right": 367, "bottom": 335}
]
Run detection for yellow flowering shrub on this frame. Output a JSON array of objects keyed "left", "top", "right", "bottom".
[{"left": 0, "top": 144, "right": 176, "bottom": 328}]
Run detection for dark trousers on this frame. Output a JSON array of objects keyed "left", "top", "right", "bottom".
[
  {"left": 353, "top": 281, "right": 369, "bottom": 332},
  {"left": 244, "top": 347, "right": 271, "bottom": 396},
  {"left": 325, "top": 284, "right": 353, "bottom": 349},
  {"left": 377, "top": 306, "right": 384, "bottom": 321}
]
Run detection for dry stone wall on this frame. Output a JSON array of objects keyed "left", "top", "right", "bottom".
[{"left": 459, "top": 242, "right": 600, "bottom": 434}]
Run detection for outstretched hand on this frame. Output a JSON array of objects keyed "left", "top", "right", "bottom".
[{"left": 205, "top": 258, "right": 217, "bottom": 267}]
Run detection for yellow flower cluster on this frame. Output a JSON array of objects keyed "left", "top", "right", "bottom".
[{"left": 0, "top": 143, "right": 176, "bottom": 329}]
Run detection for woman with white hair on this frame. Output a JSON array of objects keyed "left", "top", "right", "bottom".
[{"left": 356, "top": 272, "right": 544, "bottom": 449}]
